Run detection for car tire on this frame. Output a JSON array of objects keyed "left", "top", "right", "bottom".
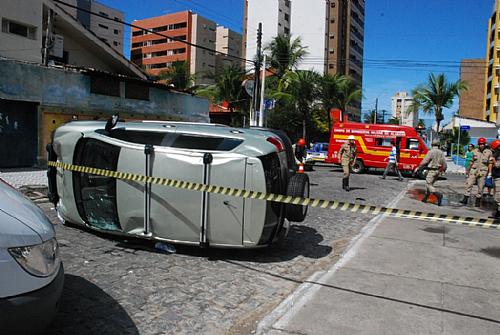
[
  {"left": 285, "top": 173, "right": 310, "bottom": 222},
  {"left": 351, "top": 159, "right": 365, "bottom": 174}
]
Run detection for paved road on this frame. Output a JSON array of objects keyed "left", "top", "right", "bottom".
[
  {"left": 34, "top": 165, "right": 408, "bottom": 334},
  {"left": 259, "top": 175, "right": 500, "bottom": 334}
]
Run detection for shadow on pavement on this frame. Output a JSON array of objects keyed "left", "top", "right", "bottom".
[
  {"left": 44, "top": 275, "right": 139, "bottom": 335},
  {"left": 65, "top": 219, "right": 332, "bottom": 263},
  {"left": 177, "top": 224, "right": 333, "bottom": 263},
  {"left": 480, "top": 247, "right": 500, "bottom": 259}
]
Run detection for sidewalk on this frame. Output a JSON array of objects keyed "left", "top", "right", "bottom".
[{"left": 258, "top": 178, "right": 500, "bottom": 334}]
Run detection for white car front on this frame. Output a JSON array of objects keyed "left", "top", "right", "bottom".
[{"left": 0, "top": 180, "right": 64, "bottom": 333}]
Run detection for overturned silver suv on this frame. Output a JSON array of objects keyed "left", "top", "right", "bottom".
[{"left": 47, "top": 119, "right": 309, "bottom": 248}]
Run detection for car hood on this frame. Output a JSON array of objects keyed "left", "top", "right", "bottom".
[{"left": 0, "top": 182, "right": 54, "bottom": 248}]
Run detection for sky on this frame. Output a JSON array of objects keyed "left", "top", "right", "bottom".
[{"left": 98, "top": 0, "right": 494, "bottom": 125}]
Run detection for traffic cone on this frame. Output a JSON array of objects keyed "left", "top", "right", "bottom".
[{"left": 298, "top": 163, "right": 305, "bottom": 173}]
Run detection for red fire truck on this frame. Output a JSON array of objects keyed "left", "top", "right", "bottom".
[{"left": 325, "top": 122, "right": 428, "bottom": 175}]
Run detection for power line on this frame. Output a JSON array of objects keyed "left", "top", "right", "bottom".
[{"left": 52, "top": 0, "right": 255, "bottom": 66}]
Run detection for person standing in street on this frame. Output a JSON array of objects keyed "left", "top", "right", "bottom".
[
  {"left": 418, "top": 140, "right": 447, "bottom": 206},
  {"left": 339, "top": 135, "right": 357, "bottom": 191},
  {"left": 293, "top": 138, "right": 306, "bottom": 165},
  {"left": 381, "top": 140, "right": 403, "bottom": 181},
  {"left": 490, "top": 140, "right": 500, "bottom": 218},
  {"left": 460, "top": 137, "right": 493, "bottom": 207},
  {"left": 464, "top": 144, "right": 474, "bottom": 169}
]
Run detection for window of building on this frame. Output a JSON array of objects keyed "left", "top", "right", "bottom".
[
  {"left": 98, "top": 11, "right": 109, "bottom": 17},
  {"left": 329, "top": 64, "right": 334, "bottom": 69},
  {"left": 114, "top": 29, "right": 120, "bottom": 34},
  {"left": 284, "top": 27, "right": 290, "bottom": 35},
  {"left": 284, "top": 0, "right": 290, "bottom": 8},
  {"left": 1, "top": 18, "right": 37, "bottom": 39},
  {"left": 144, "top": 53, "right": 152, "bottom": 59},
  {"left": 132, "top": 30, "right": 143, "bottom": 36},
  {"left": 113, "top": 41, "right": 119, "bottom": 46},
  {"left": 330, "top": 33, "right": 335, "bottom": 39},
  {"left": 331, "top": 18, "right": 336, "bottom": 23},
  {"left": 132, "top": 42, "right": 142, "bottom": 48},
  {"left": 331, "top": 1, "right": 336, "bottom": 8},
  {"left": 284, "top": 13, "right": 290, "bottom": 22},
  {"left": 329, "top": 49, "right": 335, "bottom": 54},
  {"left": 90, "top": 76, "right": 120, "bottom": 97},
  {"left": 125, "top": 82, "right": 150, "bottom": 101},
  {"left": 98, "top": 24, "right": 109, "bottom": 29},
  {"left": 170, "top": 22, "right": 187, "bottom": 30}
]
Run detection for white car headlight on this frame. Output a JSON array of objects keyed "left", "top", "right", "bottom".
[{"left": 9, "top": 238, "right": 60, "bottom": 277}]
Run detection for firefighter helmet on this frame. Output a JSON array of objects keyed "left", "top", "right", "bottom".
[
  {"left": 478, "top": 137, "right": 487, "bottom": 145},
  {"left": 491, "top": 140, "right": 500, "bottom": 151},
  {"left": 297, "top": 138, "right": 306, "bottom": 147}
]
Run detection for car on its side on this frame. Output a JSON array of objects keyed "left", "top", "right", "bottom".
[
  {"left": 0, "top": 178, "right": 64, "bottom": 334},
  {"left": 48, "top": 119, "right": 309, "bottom": 249}
]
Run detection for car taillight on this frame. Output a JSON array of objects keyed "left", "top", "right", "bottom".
[{"left": 267, "top": 137, "right": 285, "bottom": 152}]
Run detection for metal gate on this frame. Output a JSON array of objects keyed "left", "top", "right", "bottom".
[{"left": 0, "top": 99, "right": 38, "bottom": 168}]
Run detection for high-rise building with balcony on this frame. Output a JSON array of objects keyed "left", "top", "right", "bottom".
[
  {"left": 131, "top": 11, "right": 217, "bottom": 84},
  {"left": 243, "top": 0, "right": 291, "bottom": 70},
  {"left": 484, "top": 1, "right": 500, "bottom": 123},
  {"left": 215, "top": 26, "right": 243, "bottom": 75},
  {"left": 459, "top": 59, "right": 486, "bottom": 120},
  {"left": 63, "top": 0, "right": 125, "bottom": 54},
  {"left": 243, "top": 0, "right": 364, "bottom": 120},
  {"left": 391, "top": 92, "right": 417, "bottom": 127}
]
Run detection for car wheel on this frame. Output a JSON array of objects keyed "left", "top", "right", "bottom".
[
  {"left": 285, "top": 173, "right": 310, "bottom": 222},
  {"left": 351, "top": 159, "right": 365, "bottom": 174}
]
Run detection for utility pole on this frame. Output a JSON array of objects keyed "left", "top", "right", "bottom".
[
  {"left": 251, "top": 23, "right": 262, "bottom": 127},
  {"left": 258, "top": 54, "right": 267, "bottom": 127},
  {"left": 374, "top": 98, "right": 378, "bottom": 124},
  {"left": 42, "top": 9, "right": 54, "bottom": 66}
]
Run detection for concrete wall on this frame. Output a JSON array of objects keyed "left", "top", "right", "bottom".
[
  {"left": 0, "top": 0, "right": 43, "bottom": 63},
  {"left": 0, "top": 59, "right": 209, "bottom": 121},
  {"left": 190, "top": 14, "right": 216, "bottom": 84},
  {"left": 292, "top": 0, "right": 326, "bottom": 73}
]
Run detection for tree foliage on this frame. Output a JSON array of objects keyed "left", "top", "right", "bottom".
[
  {"left": 409, "top": 73, "right": 468, "bottom": 136},
  {"left": 157, "top": 61, "right": 193, "bottom": 90},
  {"left": 264, "top": 35, "right": 308, "bottom": 78}
]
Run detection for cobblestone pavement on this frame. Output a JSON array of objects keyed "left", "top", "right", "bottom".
[
  {"left": 31, "top": 165, "right": 407, "bottom": 334},
  {"left": 0, "top": 169, "right": 47, "bottom": 188}
]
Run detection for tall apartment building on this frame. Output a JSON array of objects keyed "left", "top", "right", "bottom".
[
  {"left": 131, "top": 11, "right": 217, "bottom": 84},
  {"left": 244, "top": 0, "right": 364, "bottom": 119},
  {"left": 391, "top": 92, "right": 417, "bottom": 127},
  {"left": 216, "top": 26, "right": 243, "bottom": 74},
  {"left": 244, "top": 0, "right": 291, "bottom": 70},
  {"left": 459, "top": 59, "right": 486, "bottom": 120},
  {"left": 484, "top": 1, "right": 500, "bottom": 124},
  {"left": 63, "top": 0, "right": 124, "bottom": 53}
]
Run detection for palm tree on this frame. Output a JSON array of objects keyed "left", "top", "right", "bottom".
[
  {"left": 196, "top": 64, "right": 249, "bottom": 114},
  {"left": 264, "top": 35, "right": 308, "bottom": 78},
  {"left": 320, "top": 73, "right": 345, "bottom": 133},
  {"left": 335, "top": 76, "right": 362, "bottom": 119},
  {"left": 158, "top": 61, "right": 193, "bottom": 90},
  {"left": 272, "top": 70, "right": 320, "bottom": 139},
  {"left": 410, "top": 73, "right": 468, "bottom": 136},
  {"left": 363, "top": 110, "right": 377, "bottom": 124}
]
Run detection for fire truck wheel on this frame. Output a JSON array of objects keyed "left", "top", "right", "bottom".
[
  {"left": 285, "top": 174, "right": 310, "bottom": 222},
  {"left": 351, "top": 159, "right": 365, "bottom": 174}
]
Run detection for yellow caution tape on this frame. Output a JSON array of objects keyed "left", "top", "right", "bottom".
[{"left": 48, "top": 161, "right": 500, "bottom": 230}]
